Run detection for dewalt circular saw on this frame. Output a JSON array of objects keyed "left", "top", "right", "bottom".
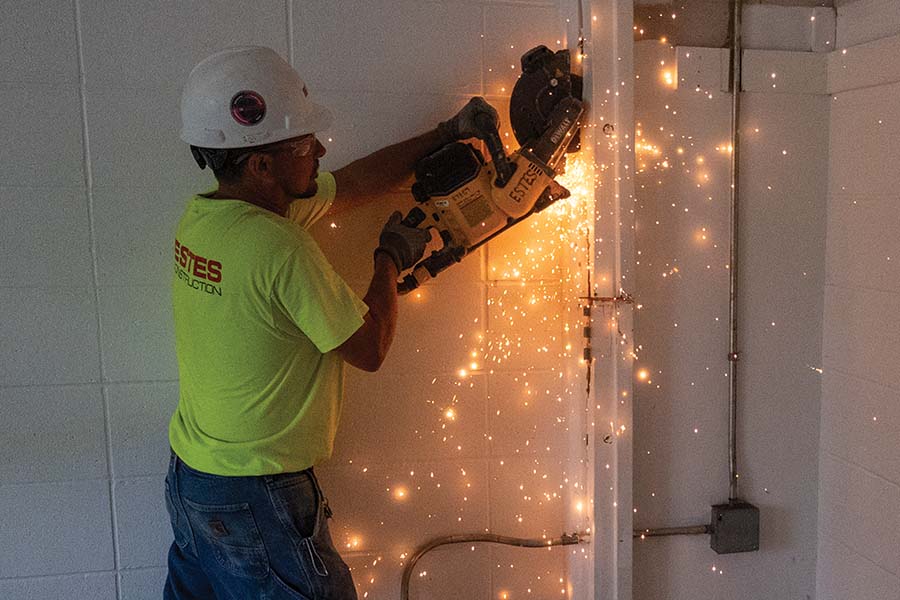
[{"left": 397, "top": 45, "right": 585, "bottom": 293}]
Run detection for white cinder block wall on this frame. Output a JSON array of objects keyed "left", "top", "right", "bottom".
[
  {"left": 817, "top": 0, "right": 900, "bottom": 598},
  {"left": 630, "top": 1, "right": 900, "bottom": 599},
  {"left": 632, "top": 32, "right": 828, "bottom": 599},
  {"left": 0, "top": 1, "right": 592, "bottom": 599}
]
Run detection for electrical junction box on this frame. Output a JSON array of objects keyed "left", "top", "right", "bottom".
[{"left": 710, "top": 501, "right": 760, "bottom": 554}]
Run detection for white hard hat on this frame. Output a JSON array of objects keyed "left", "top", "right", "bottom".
[{"left": 180, "top": 46, "right": 333, "bottom": 149}]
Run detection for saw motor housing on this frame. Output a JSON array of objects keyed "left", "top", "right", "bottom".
[{"left": 397, "top": 46, "right": 584, "bottom": 293}]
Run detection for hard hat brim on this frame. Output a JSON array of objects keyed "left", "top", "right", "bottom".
[
  {"left": 180, "top": 101, "right": 332, "bottom": 149},
  {"left": 297, "top": 101, "right": 333, "bottom": 138}
]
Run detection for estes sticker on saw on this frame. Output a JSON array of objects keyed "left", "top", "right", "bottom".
[{"left": 396, "top": 45, "right": 585, "bottom": 294}]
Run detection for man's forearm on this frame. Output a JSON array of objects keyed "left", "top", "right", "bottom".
[
  {"left": 366, "top": 253, "right": 399, "bottom": 317},
  {"left": 336, "top": 253, "right": 399, "bottom": 372},
  {"left": 331, "top": 128, "right": 448, "bottom": 214},
  {"left": 350, "top": 128, "right": 446, "bottom": 194},
  {"left": 362, "top": 253, "right": 399, "bottom": 363}
]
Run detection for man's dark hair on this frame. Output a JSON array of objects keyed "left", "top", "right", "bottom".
[{"left": 190, "top": 146, "right": 250, "bottom": 183}]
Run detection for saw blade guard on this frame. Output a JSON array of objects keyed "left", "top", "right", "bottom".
[
  {"left": 520, "top": 95, "right": 583, "bottom": 172},
  {"left": 510, "top": 45, "right": 584, "bottom": 151}
]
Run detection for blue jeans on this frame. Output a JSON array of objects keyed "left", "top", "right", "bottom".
[{"left": 163, "top": 452, "right": 357, "bottom": 600}]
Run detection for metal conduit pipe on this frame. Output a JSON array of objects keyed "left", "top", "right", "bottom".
[
  {"left": 727, "top": 0, "right": 744, "bottom": 504},
  {"left": 633, "top": 525, "right": 711, "bottom": 539},
  {"left": 399, "top": 532, "right": 586, "bottom": 600}
]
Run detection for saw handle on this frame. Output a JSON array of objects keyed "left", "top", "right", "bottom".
[
  {"left": 395, "top": 206, "right": 431, "bottom": 295},
  {"left": 474, "top": 112, "right": 517, "bottom": 187},
  {"left": 397, "top": 245, "right": 466, "bottom": 295},
  {"left": 396, "top": 205, "right": 467, "bottom": 295}
]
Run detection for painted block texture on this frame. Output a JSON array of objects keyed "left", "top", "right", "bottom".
[
  {"left": 293, "top": 0, "right": 483, "bottom": 96},
  {"left": 632, "top": 40, "right": 825, "bottom": 600},
  {"left": 828, "top": 35, "right": 900, "bottom": 94},
  {"left": 316, "top": 460, "right": 491, "bottom": 556},
  {"left": 741, "top": 50, "right": 827, "bottom": 95},
  {"left": 337, "top": 371, "right": 489, "bottom": 462},
  {"left": 0, "top": 187, "right": 93, "bottom": 288},
  {"left": 78, "top": 0, "right": 288, "bottom": 89},
  {"left": 0, "top": 0, "right": 79, "bottom": 84},
  {"left": 820, "top": 366, "right": 900, "bottom": 485},
  {"left": 116, "top": 478, "right": 171, "bottom": 570},
  {"left": 634, "top": 534, "right": 816, "bottom": 600},
  {"left": 98, "top": 286, "right": 177, "bottom": 382},
  {"left": 0, "top": 85, "right": 84, "bottom": 188},
  {"left": 633, "top": 41, "right": 735, "bottom": 536},
  {"left": 0, "top": 573, "right": 117, "bottom": 600},
  {"left": 0, "top": 287, "right": 101, "bottom": 386},
  {"left": 491, "top": 544, "right": 573, "bottom": 599},
  {"left": 818, "top": 454, "right": 900, "bottom": 575},
  {"left": 836, "top": 0, "right": 900, "bottom": 47},
  {"left": 819, "top": 7, "right": 900, "bottom": 595},
  {"left": 742, "top": 5, "right": 835, "bottom": 53},
  {"left": 92, "top": 187, "right": 188, "bottom": 288},
  {"left": 119, "top": 568, "right": 168, "bottom": 600},
  {"left": 107, "top": 383, "right": 179, "bottom": 478},
  {"left": 0, "top": 481, "right": 114, "bottom": 578},
  {"left": 0, "top": 385, "right": 107, "bottom": 484},
  {"left": 86, "top": 86, "right": 217, "bottom": 195},
  {"left": 346, "top": 545, "right": 492, "bottom": 600},
  {"left": 817, "top": 537, "right": 900, "bottom": 600},
  {"left": 483, "top": 4, "right": 564, "bottom": 96}
]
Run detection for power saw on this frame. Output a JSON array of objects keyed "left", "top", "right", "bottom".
[{"left": 397, "top": 45, "right": 585, "bottom": 294}]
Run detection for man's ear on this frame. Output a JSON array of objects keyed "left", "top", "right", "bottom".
[{"left": 246, "top": 152, "right": 272, "bottom": 179}]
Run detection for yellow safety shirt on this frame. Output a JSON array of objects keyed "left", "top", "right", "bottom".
[{"left": 169, "top": 173, "right": 368, "bottom": 475}]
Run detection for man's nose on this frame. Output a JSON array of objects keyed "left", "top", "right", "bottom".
[{"left": 315, "top": 139, "right": 326, "bottom": 158}]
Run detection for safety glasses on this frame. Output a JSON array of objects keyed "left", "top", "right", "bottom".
[
  {"left": 233, "top": 135, "right": 318, "bottom": 165},
  {"left": 274, "top": 135, "right": 318, "bottom": 158}
]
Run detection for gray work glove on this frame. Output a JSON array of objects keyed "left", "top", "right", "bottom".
[
  {"left": 437, "top": 97, "right": 500, "bottom": 142},
  {"left": 375, "top": 211, "right": 430, "bottom": 272}
]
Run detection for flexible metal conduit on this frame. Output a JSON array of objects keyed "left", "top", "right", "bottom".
[
  {"left": 399, "top": 532, "right": 585, "bottom": 600},
  {"left": 634, "top": 0, "right": 744, "bottom": 539}
]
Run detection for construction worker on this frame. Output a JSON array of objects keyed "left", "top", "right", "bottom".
[{"left": 164, "top": 46, "right": 497, "bottom": 600}]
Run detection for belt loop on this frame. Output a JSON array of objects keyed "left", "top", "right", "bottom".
[{"left": 308, "top": 468, "right": 324, "bottom": 501}]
